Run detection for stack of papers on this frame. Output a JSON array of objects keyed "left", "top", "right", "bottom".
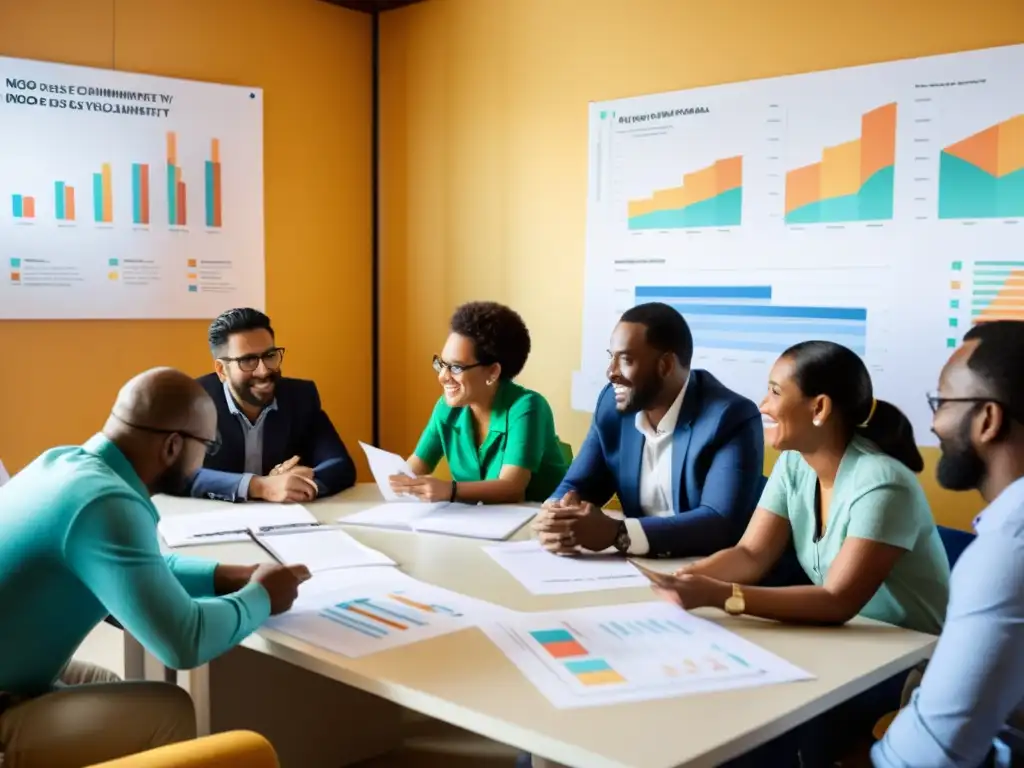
[
  {"left": 484, "top": 541, "right": 650, "bottom": 594},
  {"left": 255, "top": 527, "right": 395, "bottom": 572},
  {"left": 340, "top": 502, "right": 536, "bottom": 541},
  {"left": 158, "top": 504, "right": 318, "bottom": 547}
]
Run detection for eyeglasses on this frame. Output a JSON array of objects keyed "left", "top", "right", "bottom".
[
  {"left": 219, "top": 347, "right": 285, "bottom": 373},
  {"left": 926, "top": 392, "right": 1022, "bottom": 423},
  {"left": 432, "top": 355, "right": 485, "bottom": 376},
  {"left": 110, "top": 412, "right": 221, "bottom": 455}
]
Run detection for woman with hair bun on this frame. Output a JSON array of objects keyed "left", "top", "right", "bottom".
[{"left": 389, "top": 301, "right": 568, "bottom": 505}]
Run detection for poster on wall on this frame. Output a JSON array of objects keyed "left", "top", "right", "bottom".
[
  {"left": 576, "top": 43, "right": 1024, "bottom": 447},
  {"left": 0, "top": 56, "right": 264, "bottom": 320}
]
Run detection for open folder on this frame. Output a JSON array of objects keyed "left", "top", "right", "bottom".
[{"left": 338, "top": 501, "right": 537, "bottom": 541}]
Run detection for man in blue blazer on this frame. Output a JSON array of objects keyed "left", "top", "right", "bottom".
[
  {"left": 535, "top": 303, "right": 764, "bottom": 559},
  {"left": 187, "top": 308, "right": 356, "bottom": 503}
]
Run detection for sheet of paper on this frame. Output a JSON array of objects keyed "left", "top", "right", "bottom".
[
  {"left": 158, "top": 504, "right": 317, "bottom": 547},
  {"left": 484, "top": 541, "right": 649, "bottom": 594},
  {"left": 264, "top": 569, "right": 512, "bottom": 657},
  {"left": 338, "top": 501, "right": 440, "bottom": 530},
  {"left": 413, "top": 504, "right": 538, "bottom": 541},
  {"left": 359, "top": 442, "right": 416, "bottom": 501},
  {"left": 0, "top": 460, "right": 9, "bottom": 487},
  {"left": 258, "top": 527, "right": 396, "bottom": 572},
  {"left": 481, "top": 601, "right": 813, "bottom": 709}
]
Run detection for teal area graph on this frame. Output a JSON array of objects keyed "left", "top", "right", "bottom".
[
  {"left": 784, "top": 166, "right": 894, "bottom": 224},
  {"left": 627, "top": 156, "right": 743, "bottom": 230},
  {"left": 938, "top": 115, "right": 1024, "bottom": 219}
]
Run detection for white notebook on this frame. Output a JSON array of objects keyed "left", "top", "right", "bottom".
[
  {"left": 254, "top": 527, "right": 396, "bottom": 572},
  {"left": 158, "top": 504, "right": 318, "bottom": 547},
  {"left": 339, "top": 501, "right": 537, "bottom": 541}
]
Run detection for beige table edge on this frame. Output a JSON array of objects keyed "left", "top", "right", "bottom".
[{"left": 136, "top": 485, "right": 937, "bottom": 768}]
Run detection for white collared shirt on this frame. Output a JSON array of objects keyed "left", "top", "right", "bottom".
[{"left": 623, "top": 379, "right": 688, "bottom": 555}]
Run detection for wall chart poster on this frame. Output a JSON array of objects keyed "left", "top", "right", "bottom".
[
  {"left": 0, "top": 56, "right": 264, "bottom": 320},
  {"left": 577, "top": 43, "right": 1024, "bottom": 446}
]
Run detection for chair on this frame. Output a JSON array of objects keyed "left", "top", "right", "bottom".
[
  {"left": 83, "top": 731, "right": 278, "bottom": 768},
  {"left": 872, "top": 524, "right": 977, "bottom": 741},
  {"left": 558, "top": 440, "right": 574, "bottom": 463}
]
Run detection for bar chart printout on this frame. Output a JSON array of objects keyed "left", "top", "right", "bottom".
[
  {"left": 785, "top": 103, "right": 897, "bottom": 224},
  {"left": 264, "top": 571, "right": 501, "bottom": 658},
  {"left": 205, "top": 138, "right": 223, "bottom": 228},
  {"left": 166, "top": 131, "right": 187, "bottom": 227},
  {"left": 636, "top": 285, "right": 868, "bottom": 356},
  {"left": 54, "top": 181, "right": 76, "bottom": 221},
  {"left": 939, "top": 115, "right": 1024, "bottom": 219},
  {"left": 627, "top": 156, "right": 743, "bottom": 229},
  {"left": 11, "top": 194, "right": 35, "bottom": 219},
  {"left": 92, "top": 163, "right": 113, "bottom": 223},
  {"left": 970, "top": 261, "right": 1024, "bottom": 323},
  {"left": 482, "top": 602, "right": 813, "bottom": 708}
]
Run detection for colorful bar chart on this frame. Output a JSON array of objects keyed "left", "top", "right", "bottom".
[
  {"left": 167, "top": 132, "right": 188, "bottom": 226},
  {"left": 11, "top": 194, "right": 35, "bottom": 219},
  {"left": 529, "top": 629, "right": 590, "bottom": 658},
  {"left": 315, "top": 591, "right": 462, "bottom": 641},
  {"left": 132, "top": 163, "right": 150, "bottom": 225},
  {"left": 205, "top": 138, "right": 223, "bottom": 228},
  {"left": 938, "top": 115, "right": 1024, "bottom": 219},
  {"left": 599, "top": 619, "right": 692, "bottom": 637},
  {"left": 563, "top": 658, "right": 626, "bottom": 686},
  {"left": 970, "top": 260, "right": 1024, "bottom": 323},
  {"left": 785, "top": 103, "right": 897, "bottom": 224},
  {"left": 627, "top": 156, "right": 742, "bottom": 229},
  {"left": 91, "top": 163, "right": 113, "bottom": 223},
  {"left": 54, "top": 181, "right": 76, "bottom": 221},
  {"left": 636, "top": 285, "right": 868, "bottom": 355}
]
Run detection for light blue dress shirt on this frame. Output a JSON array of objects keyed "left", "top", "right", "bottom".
[
  {"left": 872, "top": 476, "right": 1024, "bottom": 768},
  {"left": 223, "top": 381, "right": 277, "bottom": 500}
]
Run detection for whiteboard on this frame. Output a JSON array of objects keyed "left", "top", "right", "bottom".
[
  {"left": 576, "top": 43, "right": 1024, "bottom": 447},
  {"left": 0, "top": 56, "right": 264, "bottom": 320}
]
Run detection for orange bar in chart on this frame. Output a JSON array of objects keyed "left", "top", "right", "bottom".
[
  {"left": 784, "top": 163, "right": 821, "bottom": 217},
  {"left": 387, "top": 594, "right": 437, "bottom": 613},
  {"left": 23, "top": 197, "right": 35, "bottom": 218},
  {"left": 166, "top": 132, "right": 177, "bottom": 165},
  {"left": 65, "top": 187, "right": 76, "bottom": 220},
  {"left": 101, "top": 163, "right": 113, "bottom": 223},
  {"left": 342, "top": 605, "right": 407, "bottom": 631}
]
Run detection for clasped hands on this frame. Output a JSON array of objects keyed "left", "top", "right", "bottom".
[
  {"left": 530, "top": 491, "right": 622, "bottom": 555},
  {"left": 251, "top": 455, "right": 319, "bottom": 503}
]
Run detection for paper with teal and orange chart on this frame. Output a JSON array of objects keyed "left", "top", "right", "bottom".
[{"left": 482, "top": 602, "right": 812, "bottom": 708}]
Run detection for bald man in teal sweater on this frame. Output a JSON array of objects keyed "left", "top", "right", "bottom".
[{"left": 0, "top": 368, "right": 309, "bottom": 768}]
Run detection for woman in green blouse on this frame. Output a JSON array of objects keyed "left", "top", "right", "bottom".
[{"left": 389, "top": 302, "right": 568, "bottom": 504}]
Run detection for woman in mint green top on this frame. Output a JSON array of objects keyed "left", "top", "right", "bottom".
[
  {"left": 648, "top": 340, "right": 950, "bottom": 635},
  {"left": 389, "top": 302, "right": 568, "bottom": 504}
]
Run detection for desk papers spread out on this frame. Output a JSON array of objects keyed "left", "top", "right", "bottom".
[
  {"left": 264, "top": 568, "right": 511, "bottom": 658},
  {"left": 158, "top": 504, "right": 318, "bottom": 547},
  {"left": 255, "top": 527, "right": 396, "bottom": 572},
  {"left": 484, "top": 541, "right": 649, "bottom": 594},
  {"left": 340, "top": 502, "right": 536, "bottom": 541},
  {"left": 481, "top": 601, "right": 813, "bottom": 708}
]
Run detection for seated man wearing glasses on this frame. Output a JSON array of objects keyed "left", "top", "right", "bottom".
[{"left": 188, "top": 308, "right": 356, "bottom": 503}]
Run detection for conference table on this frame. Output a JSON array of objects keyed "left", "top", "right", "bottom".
[{"left": 131, "top": 485, "right": 937, "bottom": 768}]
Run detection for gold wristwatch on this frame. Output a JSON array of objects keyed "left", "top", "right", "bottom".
[{"left": 724, "top": 583, "right": 745, "bottom": 616}]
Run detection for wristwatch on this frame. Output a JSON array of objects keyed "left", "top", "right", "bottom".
[
  {"left": 612, "top": 520, "right": 631, "bottom": 553},
  {"left": 724, "top": 583, "right": 745, "bottom": 616}
]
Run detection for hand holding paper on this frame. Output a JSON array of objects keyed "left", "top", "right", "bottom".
[{"left": 359, "top": 442, "right": 416, "bottom": 501}]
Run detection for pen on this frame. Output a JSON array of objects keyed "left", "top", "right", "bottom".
[{"left": 246, "top": 529, "right": 285, "bottom": 565}]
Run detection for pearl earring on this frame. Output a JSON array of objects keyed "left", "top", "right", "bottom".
[
  {"left": 487, "top": 380, "right": 495, "bottom": 386},
  {"left": 813, "top": 419, "right": 822, "bottom": 427}
]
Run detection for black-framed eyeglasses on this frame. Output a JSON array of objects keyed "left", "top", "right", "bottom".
[
  {"left": 432, "top": 355, "right": 484, "bottom": 376},
  {"left": 926, "top": 392, "right": 1021, "bottom": 423},
  {"left": 110, "top": 412, "right": 221, "bottom": 455},
  {"left": 219, "top": 347, "right": 285, "bottom": 373}
]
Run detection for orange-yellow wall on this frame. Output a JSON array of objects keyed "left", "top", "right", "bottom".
[
  {"left": 379, "top": 0, "right": 1024, "bottom": 530},
  {"left": 0, "top": 0, "right": 373, "bottom": 476}
]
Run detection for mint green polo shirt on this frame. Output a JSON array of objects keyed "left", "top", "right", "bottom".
[
  {"left": 760, "top": 436, "right": 950, "bottom": 635},
  {"left": 0, "top": 434, "right": 271, "bottom": 696},
  {"left": 414, "top": 380, "right": 568, "bottom": 502}
]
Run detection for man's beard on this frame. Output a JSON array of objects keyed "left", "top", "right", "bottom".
[
  {"left": 936, "top": 417, "right": 986, "bottom": 492},
  {"left": 234, "top": 371, "right": 280, "bottom": 408},
  {"left": 153, "top": 459, "right": 192, "bottom": 496},
  {"left": 618, "top": 374, "right": 663, "bottom": 415}
]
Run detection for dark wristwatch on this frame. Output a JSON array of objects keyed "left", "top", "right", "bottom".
[{"left": 612, "top": 520, "right": 631, "bottom": 553}]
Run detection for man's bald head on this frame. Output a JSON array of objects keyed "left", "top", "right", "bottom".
[{"left": 103, "top": 367, "right": 217, "bottom": 496}]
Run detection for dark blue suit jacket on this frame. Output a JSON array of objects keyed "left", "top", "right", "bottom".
[
  {"left": 188, "top": 374, "right": 356, "bottom": 502},
  {"left": 552, "top": 369, "right": 764, "bottom": 558}
]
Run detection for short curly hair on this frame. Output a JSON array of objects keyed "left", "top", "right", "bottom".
[{"left": 449, "top": 301, "right": 531, "bottom": 380}]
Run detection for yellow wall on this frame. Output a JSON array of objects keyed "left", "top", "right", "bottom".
[
  {"left": 0, "top": 0, "right": 373, "bottom": 476},
  {"left": 379, "top": 0, "right": 1024, "bottom": 530}
]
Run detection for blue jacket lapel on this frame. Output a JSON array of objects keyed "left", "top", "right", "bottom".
[
  {"left": 671, "top": 373, "right": 701, "bottom": 514},
  {"left": 619, "top": 423, "right": 643, "bottom": 516}
]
